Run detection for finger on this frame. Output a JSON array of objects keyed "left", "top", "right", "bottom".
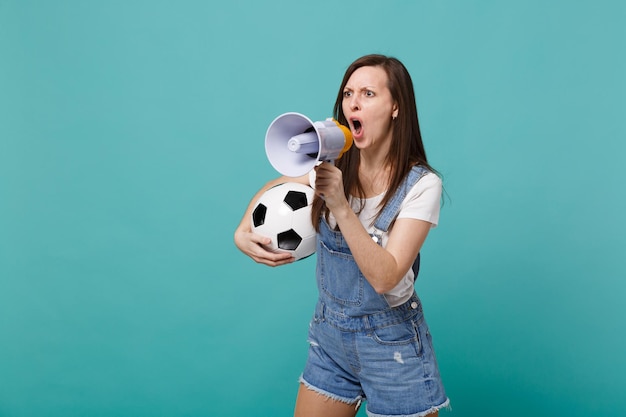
[
  {"left": 267, "top": 251, "right": 296, "bottom": 263},
  {"left": 250, "top": 241, "right": 294, "bottom": 260},
  {"left": 248, "top": 231, "right": 271, "bottom": 246},
  {"left": 314, "top": 162, "right": 331, "bottom": 176},
  {"left": 252, "top": 252, "right": 295, "bottom": 267},
  {"left": 267, "top": 258, "right": 296, "bottom": 267}
]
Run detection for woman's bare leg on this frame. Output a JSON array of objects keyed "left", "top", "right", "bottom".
[
  {"left": 293, "top": 383, "right": 359, "bottom": 417},
  {"left": 293, "top": 383, "right": 440, "bottom": 417}
]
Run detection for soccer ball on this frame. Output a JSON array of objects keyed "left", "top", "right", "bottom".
[{"left": 251, "top": 182, "right": 316, "bottom": 261}]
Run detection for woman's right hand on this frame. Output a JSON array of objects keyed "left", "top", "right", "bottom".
[{"left": 234, "top": 225, "right": 295, "bottom": 267}]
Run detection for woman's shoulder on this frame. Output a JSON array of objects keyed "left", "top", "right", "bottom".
[
  {"left": 420, "top": 171, "right": 442, "bottom": 186},
  {"left": 405, "top": 171, "right": 442, "bottom": 200},
  {"left": 398, "top": 171, "right": 442, "bottom": 225}
]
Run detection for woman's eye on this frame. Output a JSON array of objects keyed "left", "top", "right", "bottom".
[
  {"left": 343, "top": 91, "right": 352, "bottom": 98},
  {"left": 365, "top": 90, "right": 374, "bottom": 97}
]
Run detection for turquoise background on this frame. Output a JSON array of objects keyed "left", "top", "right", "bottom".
[{"left": 1, "top": 1, "right": 625, "bottom": 416}]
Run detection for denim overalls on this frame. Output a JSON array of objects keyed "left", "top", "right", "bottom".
[{"left": 301, "top": 166, "right": 449, "bottom": 417}]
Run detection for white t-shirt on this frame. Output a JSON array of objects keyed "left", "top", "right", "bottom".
[{"left": 309, "top": 170, "right": 442, "bottom": 306}]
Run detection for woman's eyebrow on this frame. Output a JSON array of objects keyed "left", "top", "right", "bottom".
[{"left": 345, "top": 85, "right": 377, "bottom": 90}]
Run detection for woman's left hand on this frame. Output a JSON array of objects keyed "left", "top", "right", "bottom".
[{"left": 314, "top": 162, "right": 348, "bottom": 213}]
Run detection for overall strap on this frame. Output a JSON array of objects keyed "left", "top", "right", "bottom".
[{"left": 372, "top": 165, "right": 430, "bottom": 278}]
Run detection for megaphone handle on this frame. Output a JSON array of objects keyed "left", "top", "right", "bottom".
[{"left": 314, "top": 159, "right": 335, "bottom": 201}]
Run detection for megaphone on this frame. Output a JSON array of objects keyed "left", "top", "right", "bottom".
[{"left": 265, "top": 112, "right": 353, "bottom": 177}]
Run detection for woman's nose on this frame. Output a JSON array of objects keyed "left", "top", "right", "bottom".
[{"left": 349, "top": 96, "right": 360, "bottom": 111}]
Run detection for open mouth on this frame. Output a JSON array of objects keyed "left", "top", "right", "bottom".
[{"left": 351, "top": 119, "right": 362, "bottom": 136}]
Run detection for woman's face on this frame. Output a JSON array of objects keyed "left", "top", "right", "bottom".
[{"left": 342, "top": 65, "right": 398, "bottom": 152}]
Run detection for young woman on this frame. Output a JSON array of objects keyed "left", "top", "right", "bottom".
[{"left": 234, "top": 54, "right": 448, "bottom": 417}]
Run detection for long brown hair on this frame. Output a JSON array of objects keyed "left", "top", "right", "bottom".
[{"left": 311, "top": 54, "right": 438, "bottom": 230}]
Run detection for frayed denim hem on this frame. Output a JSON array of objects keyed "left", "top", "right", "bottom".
[
  {"left": 366, "top": 398, "right": 451, "bottom": 417},
  {"left": 298, "top": 375, "right": 363, "bottom": 409}
]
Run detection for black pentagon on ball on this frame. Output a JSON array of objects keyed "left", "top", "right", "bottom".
[
  {"left": 283, "top": 191, "right": 308, "bottom": 211},
  {"left": 252, "top": 203, "right": 267, "bottom": 227},
  {"left": 277, "top": 229, "right": 302, "bottom": 250}
]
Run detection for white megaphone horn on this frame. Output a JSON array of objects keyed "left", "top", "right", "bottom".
[{"left": 265, "top": 112, "right": 353, "bottom": 177}]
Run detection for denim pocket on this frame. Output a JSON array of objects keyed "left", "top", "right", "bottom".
[{"left": 371, "top": 320, "right": 420, "bottom": 347}]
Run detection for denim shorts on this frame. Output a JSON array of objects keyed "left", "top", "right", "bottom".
[{"left": 300, "top": 294, "right": 449, "bottom": 417}]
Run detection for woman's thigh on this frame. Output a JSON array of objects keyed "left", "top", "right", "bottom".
[{"left": 293, "top": 383, "right": 359, "bottom": 417}]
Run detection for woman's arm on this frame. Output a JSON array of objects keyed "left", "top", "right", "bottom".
[
  {"left": 234, "top": 174, "right": 310, "bottom": 267},
  {"left": 314, "top": 162, "right": 434, "bottom": 293},
  {"left": 332, "top": 206, "right": 431, "bottom": 294}
]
